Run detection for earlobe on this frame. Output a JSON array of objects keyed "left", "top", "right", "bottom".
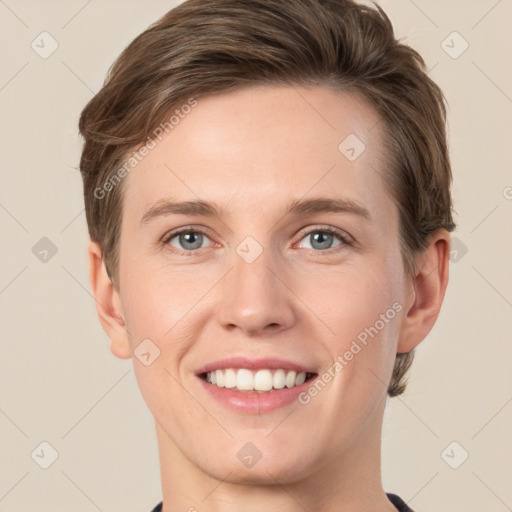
[
  {"left": 87, "top": 240, "right": 131, "bottom": 359},
  {"left": 397, "top": 230, "right": 451, "bottom": 353}
]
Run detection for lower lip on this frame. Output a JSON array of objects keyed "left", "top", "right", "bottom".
[{"left": 197, "top": 375, "right": 316, "bottom": 414}]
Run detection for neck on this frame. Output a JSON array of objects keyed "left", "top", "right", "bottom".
[{"left": 156, "top": 395, "right": 396, "bottom": 512}]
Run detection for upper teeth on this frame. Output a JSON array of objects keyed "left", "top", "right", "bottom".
[{"left": 205, "top": 368, "right": 308, "bottom": 392}]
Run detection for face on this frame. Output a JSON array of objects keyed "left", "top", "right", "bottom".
[{"left": 113, "top": 85, "right": 411, "bottom": 484}]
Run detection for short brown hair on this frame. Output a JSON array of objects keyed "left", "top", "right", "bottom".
[{"left": 78, "top": 0, "right": 455, "bottom": 397}]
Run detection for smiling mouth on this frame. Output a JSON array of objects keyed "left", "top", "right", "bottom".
[{"left": 199, "top": 368, "right": 317, "bottom": 393}]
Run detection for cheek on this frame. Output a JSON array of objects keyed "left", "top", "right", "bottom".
[
  {"left": 311, "top": 257, "right": 404, "bottom": 377},
  {"left": 119, "top": 257, "right": 197, "bottom": 341},
  {"left": 118, "top": 263, "right": 214, "bottom": 390},
  {"left": 119, "top": 269, "right": 197, "bottom": 428},
  {"left": 320, "top": 260, "right": 400, "bottom": 326}
]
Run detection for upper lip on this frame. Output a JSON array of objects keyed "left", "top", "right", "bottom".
[{"left": 195, "top": 356, "right": 317, "bottom": 376}]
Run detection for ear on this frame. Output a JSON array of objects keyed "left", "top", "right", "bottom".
[
  {"left": 397, "top": 229, "right": 451, "bottom": 353},
  {"left": 87, "top": 240, "right": 131, "bottom": 359}
]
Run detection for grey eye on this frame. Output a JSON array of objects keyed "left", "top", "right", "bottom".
[
  {"left": 300, "top": 231, "right": 342, "bottom": 251},
  {"left": 170, "top": 231, "right": 207, "bottom": 251}
]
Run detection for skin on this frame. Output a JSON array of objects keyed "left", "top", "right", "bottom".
[{"left": 88, "top": 85, "right": 450, "bottom": 512}]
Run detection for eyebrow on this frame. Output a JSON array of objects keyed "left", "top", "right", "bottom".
[
  {"left": 287, "top": 197, "right": 371, "bottom": 221},
  {"left": 140, "top": 196, "right": 371, "bottom": 226}
]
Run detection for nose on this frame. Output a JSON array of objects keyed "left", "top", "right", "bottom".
[{"left": 216, "top": 243, "right": 296, "bottom": 337}]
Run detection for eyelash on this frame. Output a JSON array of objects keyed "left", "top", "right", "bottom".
[{"left": 161, "top": 225, "right": 354, "bottom": 256}]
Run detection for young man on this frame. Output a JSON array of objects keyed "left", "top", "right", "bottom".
[{"left": 79, "top": 1, "right": 455, "bottom": 510}]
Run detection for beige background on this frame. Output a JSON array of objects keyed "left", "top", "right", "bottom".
[{"left": 1, "top": 0, "right": 511, "bottom": 511}]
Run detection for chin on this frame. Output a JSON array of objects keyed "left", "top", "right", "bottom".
[{"left": 198, "top": 450, "right": 318, "bottom": 486}]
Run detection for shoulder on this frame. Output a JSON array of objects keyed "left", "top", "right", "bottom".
[
  {"left": 386, "top": 493, "right": 415, "bottom": 512},
  {"left": 150, "top": 496, "right": 412, "bottom": 512}
]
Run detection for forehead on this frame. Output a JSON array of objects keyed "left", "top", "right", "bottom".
[{"left": 121, "top": 84, "right": 392, "bottom": 224}]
